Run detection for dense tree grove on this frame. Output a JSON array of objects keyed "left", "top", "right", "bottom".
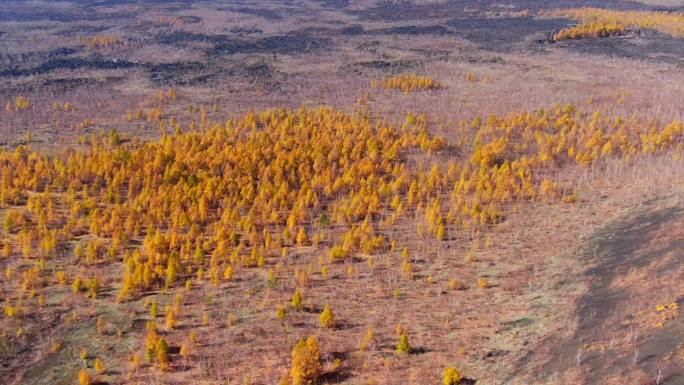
[
  {"left": 1, "top": 90, "right": 682, "bottom": 383},
  {"left": 551, "top": 7, "right": 684, "bottom": 39},
  {"left": 372, "top": 74, "right": 440, "bottom": 93}
]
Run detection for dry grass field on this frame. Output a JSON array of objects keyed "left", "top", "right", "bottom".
[{"left": 0, "top": 1, "right": 682, "bottom": 385}]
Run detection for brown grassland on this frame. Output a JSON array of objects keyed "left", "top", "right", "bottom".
[{"left": 0, "top": 1, "right": 682, "bottom": 385}]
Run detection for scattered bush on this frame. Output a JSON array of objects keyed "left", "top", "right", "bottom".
[
  {"left": 78, "top": 369, "right": 90, "bottom": 385},
  {"left": 290, "top": 336, "right": 322, "bottom": 385},
  {"left": 319, "top": 304, "right": 335, "bottom": 328},
  {"left": 94, "top": 357, "right": 106, "bottom": 374},
  {"left": 396, "top": 332, "right": 412, "bottom": 354},
  {"left": 155, "top": 338, "right": 170, "bottom": 369},
  {"left": 291, "top": 290, "right": 303, "bottom": 310},
  {"left": 443, "top": 367, "right": 462, "bottom": 385}
]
